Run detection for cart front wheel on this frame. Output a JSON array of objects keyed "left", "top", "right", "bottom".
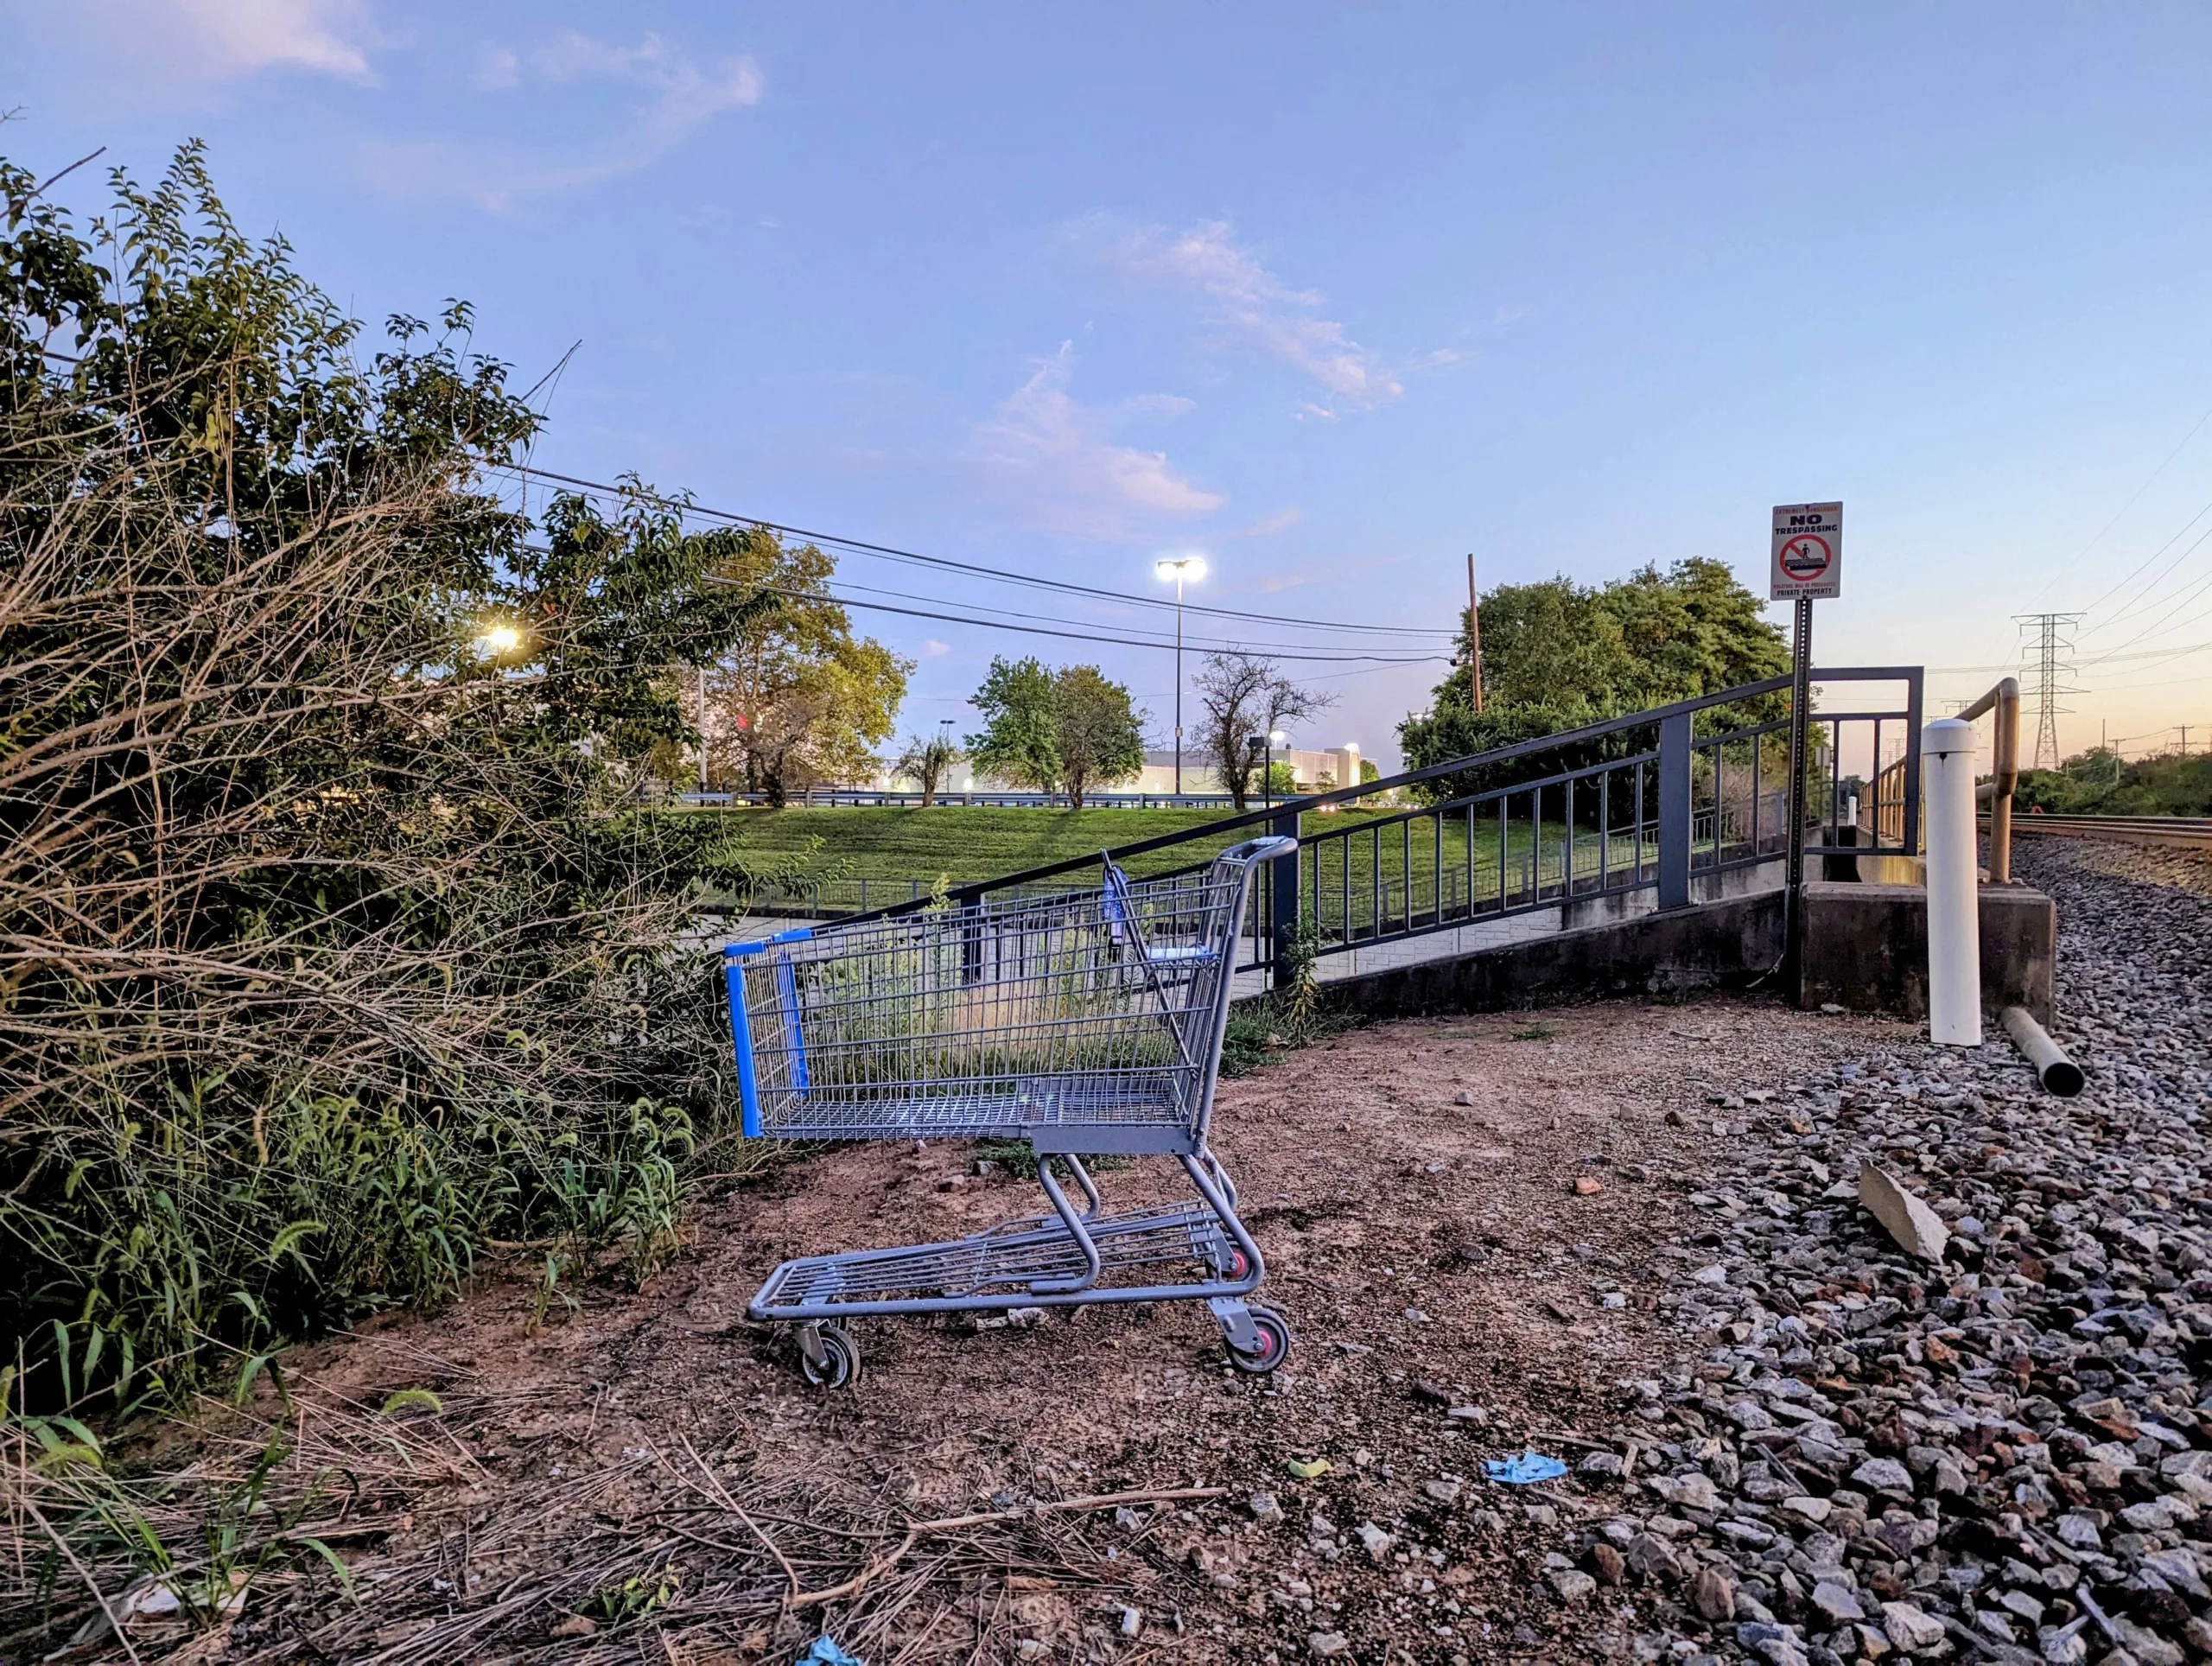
[
  {"left": 1225, "top": 1307, "right": 1292, "bottom": 1376},
  {"left": 798, "top": 1323, "right": 861, "bottom": 1389}
]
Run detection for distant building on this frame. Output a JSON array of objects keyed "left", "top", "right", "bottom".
[
  {"left": 867, "top": 741, "right": 1372, "bottom": 799},
  {"left": 1133, "top": 743, "right": 1363, "bottom": 797}
]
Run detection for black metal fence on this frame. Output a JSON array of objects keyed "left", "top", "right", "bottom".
[{"left": 755, "top": 667, "right": 1924, "bottom": 988}]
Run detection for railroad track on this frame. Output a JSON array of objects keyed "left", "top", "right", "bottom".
[{"left": 1998, "top": 813, "right": 2212, "bottom": 852}]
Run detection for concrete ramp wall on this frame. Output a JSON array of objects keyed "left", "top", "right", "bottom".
[{"left": 1300, "top": 881, "right": 2055, "bottom": 1025}]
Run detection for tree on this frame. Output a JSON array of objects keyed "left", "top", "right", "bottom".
[
  {"left": 965, "top": 658, "right": 1145, "bottom": 806},
  {"left": 967, "top": 656, "right": 1062, "bottom": 794},
  {"left": 705, "top": 529, "right": 911, "bottom": 804},
  {"left": 1397, "top": 559, "right": 1788, "bottom": 800},
  {"left": 509, "top": 488, "right": 779, "bottom": 772},
  {"left": 1051, "top": 664, "right": 1146, "bottom": 809},
  {"left": 1193, "top": 651, "right": 1337, "bottom": 810},
  {"left": 893, "top": 728, "right": 964, "bottom": 806}
]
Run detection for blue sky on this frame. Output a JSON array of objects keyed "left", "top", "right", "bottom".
[{"left": 10, "top": 3, "right": 2212, "bottom": 765}]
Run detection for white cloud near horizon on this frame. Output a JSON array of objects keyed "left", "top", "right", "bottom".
[
  {"left": 1084, "top": 217, "right": 1458, "bottom": 414},
  {"left": 976, "top": 343, "right": 1224, "bottom": 538},
  {"left": 365, "top": 29, "right": 763, "bottom": 213}
]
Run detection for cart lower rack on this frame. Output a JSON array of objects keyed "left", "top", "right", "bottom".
[{"left": 722, "top": 836, "right": 1296, "bottom": 1386}]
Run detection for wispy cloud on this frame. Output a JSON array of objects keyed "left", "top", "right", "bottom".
[
  {"left": 976, "top": 343, "right": 1224, "bottom": 538},
  {"left": 48, "top": 0, "right": 378, "bottom": 92},
  {"left": 181, "top": 0, "right": 373, "bottom": 80},
  {"left": 1240, "top": 506, "right": 1304, "bottom": 538},
  {"left": 1082, "top": 217, "right": 1457, "bottom": 415},
  {"left": 365, "top": 29, "right": 763, "bottom": 213}
]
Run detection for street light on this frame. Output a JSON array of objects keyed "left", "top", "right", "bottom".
[
  {"left": 1263, "top": 728, "right": 1288, "bottom": 810},
  {"left": 1155, "top": 555, "right": 1206, "bottom": 798}
]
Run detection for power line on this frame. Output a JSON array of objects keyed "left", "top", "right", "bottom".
[
  {"left": 817, "top": 574, "right": 1440, "bottom": 658},
  {"left": 737, "top": 583, "right": 1449, "bottom": 665},
  {"left": 1926, "top": 640, "right": 2212, "bottom": 675},
  {"left": 2037, "top": 393, "right": 2212, "bottom": 605},
  {"left": 500, "top": 464, "right": 1457, "bottom": 639},
  {"left": 2080, "top": 503, "right": 2212, "bottom": 628}
]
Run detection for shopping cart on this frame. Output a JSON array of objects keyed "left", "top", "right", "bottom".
[{"left": 722, "top": 836, "right": 1297, "bottom": 1387}]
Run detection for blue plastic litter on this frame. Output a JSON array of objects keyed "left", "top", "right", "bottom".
[
  {"left": 1484, "top": 1450, "right": 1568, "bottom": 1485},
  {"left": 801, "top": 1638, "right": 863, "bottom": 1666}
]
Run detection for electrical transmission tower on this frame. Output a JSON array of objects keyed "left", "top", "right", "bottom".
[{"left": 2013, "top": 613, "right": 2082, "bottom": 770}]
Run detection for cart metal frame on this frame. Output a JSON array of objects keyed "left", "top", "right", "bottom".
[{"left": 723, "top": 836, "right": 1297, "bottom": 1385}]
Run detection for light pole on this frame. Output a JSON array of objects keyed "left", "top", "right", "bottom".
[
  {"left": 1263, "top": 728, "right": 1287, "bottom": 810},
  {"left": 1155, "top": 555, "right": 1206, "bottom": 798}
]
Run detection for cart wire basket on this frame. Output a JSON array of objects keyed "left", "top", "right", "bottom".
[{"left": 723, "top": 835, "right": 1297, "bottom": 1386}]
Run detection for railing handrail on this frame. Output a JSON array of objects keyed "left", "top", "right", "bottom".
[
  {"left": 1961, "top": 675, "right": 2020, "bottom": 882},
  {"left": 824, "top": 665, "right": 1920, "bottom": 927}
]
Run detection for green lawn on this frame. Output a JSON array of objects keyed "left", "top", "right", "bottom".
[
  {"left": 677, "top": 805, "right": 1255, "bottom": 912},
  {"left": 1297, "top": 806, "right": 1656, "bottom": 942},
  {"left": 680, "top": 801, "right": 1677, "bottom": 933}
]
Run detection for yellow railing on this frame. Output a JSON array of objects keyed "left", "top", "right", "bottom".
[
  {"left": 1861, "top": 676, "right": 2017, "bottom": 880},
  {"left": 1962, "top": 677, "right": 2020, "bottom": 883}
]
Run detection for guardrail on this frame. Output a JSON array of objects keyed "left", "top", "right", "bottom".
[{"left": 784, "top": 666, "right": 1923, "bottom": 988}]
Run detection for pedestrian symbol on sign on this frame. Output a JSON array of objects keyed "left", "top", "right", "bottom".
[{"left": 1777, "top": 532, "right": 1832, "bottom": 582}]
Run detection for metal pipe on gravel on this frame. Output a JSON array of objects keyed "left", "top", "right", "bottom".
[{"left": 2002, "top": 1005, "right": 2085, "bottom": 1097}]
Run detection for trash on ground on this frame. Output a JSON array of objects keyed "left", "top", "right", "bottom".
[{"left": 1484, "top": 1450, "right": 1568, "bottom": 1485}]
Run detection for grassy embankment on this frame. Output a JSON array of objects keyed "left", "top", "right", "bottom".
[{"left": 695, "top": 804, "right": 1651, "bottom": 936}]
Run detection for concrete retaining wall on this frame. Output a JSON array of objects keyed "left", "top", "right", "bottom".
[
  {"left": 1796, "top": 881, "right": 2055, "bottom": 1025},
  {"left": 1295, "top": 880, "right": 2055, "bottom": 1026},
  {"left": 1308, "top": 889, "right": 1788, "bottom": 1021}
]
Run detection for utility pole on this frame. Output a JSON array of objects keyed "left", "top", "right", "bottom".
[
  {"left": 2013, "top": 613, "right": 2082, "bottom": 770},
  {"left": 1465, "top": 553, "right": 1484, "bottom": 715}
]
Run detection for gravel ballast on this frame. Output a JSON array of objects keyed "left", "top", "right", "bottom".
[{"left": 1556, "top": 838, "right": 2212, "bottom": 1666}]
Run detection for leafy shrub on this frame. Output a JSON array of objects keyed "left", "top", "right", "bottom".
[{"left": 0, "top": 144, "right": 776, "bottom": 1403}]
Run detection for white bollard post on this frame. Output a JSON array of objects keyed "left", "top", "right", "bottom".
[{"left": 1922, "top": 717, "right": 1981, "bottom": 1046}]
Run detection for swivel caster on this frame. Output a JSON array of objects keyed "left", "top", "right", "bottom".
[{"left": 797, "top": 1321, "right": 861, "bottom": 1389}]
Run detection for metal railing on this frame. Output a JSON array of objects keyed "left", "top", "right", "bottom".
[
  {"left": 795, "top": 666, "right": 1923, "bottom": 988},
  {"left": 679, "top": 787, "right": 1318, "bottom": 811},
  {"left": 1964, "top": 676, "right": 2020, "bottom": 883},
  {"left": 1870, "top": 675, "right": 2018, "bottom": 879}
]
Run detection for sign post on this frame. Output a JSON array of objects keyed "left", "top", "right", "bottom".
[{"left": 1771, "top": 502, "right": 1842, "bottom": 943}]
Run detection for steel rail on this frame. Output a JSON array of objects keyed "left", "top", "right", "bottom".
[{"left": 1998, "top": 813, "right": 2212, "bottom": 851}]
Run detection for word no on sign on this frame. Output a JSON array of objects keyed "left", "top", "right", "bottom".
[{"left": 1771, "top": 502, "right": 1842, "bottom": 601}]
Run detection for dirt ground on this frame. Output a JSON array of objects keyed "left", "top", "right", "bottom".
[{"left": 213, "top": 994, "right": 1913, "bottom": 1666}]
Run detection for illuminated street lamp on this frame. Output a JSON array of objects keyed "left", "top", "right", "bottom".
[
  {"left": 1154, "top": 555, "right": 1206, "bottom": 798},
  {"left": 1262, "top": 728, "right": 1288, "bottom": 810}
]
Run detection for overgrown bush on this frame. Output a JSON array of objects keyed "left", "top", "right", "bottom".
[{"left": 1, "top": 144, "right": 779, "bottom": 1405}]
